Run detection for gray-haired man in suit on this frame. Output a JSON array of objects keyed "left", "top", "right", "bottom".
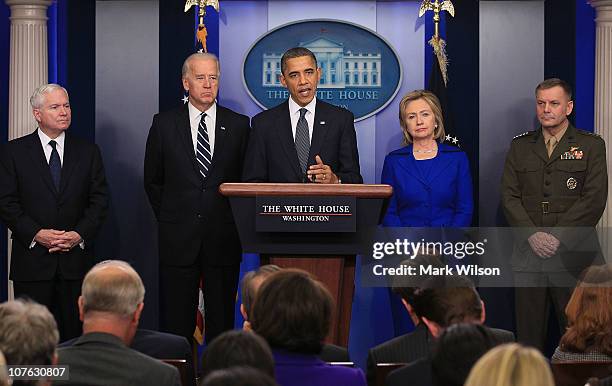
[{"left": 57, "top": 260, "right": 180, "bottom": 386}]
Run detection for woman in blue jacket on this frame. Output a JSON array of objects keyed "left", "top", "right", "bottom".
[{"left": 382, "top": 90, "right": 473, "bottom": 227}]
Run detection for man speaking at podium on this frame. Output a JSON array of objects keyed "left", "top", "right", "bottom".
[{"left": 242, "top": 47, "right": 362, "bottom": 184}]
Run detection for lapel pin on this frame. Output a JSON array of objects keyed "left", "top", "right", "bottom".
[
  {"left": 320, "top": 121, "right": 326, "bottom": 125},
  {"left": 221, "top": 126, "right": 226, "bottom": 131}
]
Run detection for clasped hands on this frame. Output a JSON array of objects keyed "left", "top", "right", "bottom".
[
  {"left": 34, "top": 229, "right": 82, "bottom": 253},
  {"left": 307, "top": 155, "right": 339, "bottom": 184},
  {"left": 528, "top": 231, "right": 560, "bottom": 259}
]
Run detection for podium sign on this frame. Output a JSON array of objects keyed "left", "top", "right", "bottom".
[{"left": 256, "top": 196, "right": 356, "bottom": 232}]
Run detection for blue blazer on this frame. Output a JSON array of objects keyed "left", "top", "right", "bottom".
[{"left": 381, "top": 143, "right": 473, "bottom": 227}]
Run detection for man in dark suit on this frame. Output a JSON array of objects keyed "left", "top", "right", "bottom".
[
  {"left": 366, "top": 276, "right": 514, "bottom": 385},
  {"left": 385, "top": 324, "right": 505, "bottom": 386},
  {"left": 57, "top": 260, "right": 180, "bottom": 385},
  {"left": 242, "top": 46, "right": 362, "bottom": 184},
  {"left": 59, "top": 328, "right": 195, "bottom": 385},
  {"left": 0, "top": 84, "right": 108, "bottom": 341},
  {"left": 144, "top": 53, "right": 250, "bottom": 344}
]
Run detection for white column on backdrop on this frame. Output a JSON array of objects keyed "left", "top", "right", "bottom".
[
  {"left": 4, "top": 0, "right": 52, "bottom": 300},
  {"left": 590, "top": 0, "right": 612, "bottom": 258}
]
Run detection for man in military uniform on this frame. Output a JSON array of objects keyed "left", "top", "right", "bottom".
[{"left": 501, "top": 78, "right": 607, "bottom": 352}]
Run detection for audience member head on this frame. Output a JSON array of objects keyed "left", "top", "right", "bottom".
[
  {"left": 464, "top": 343, "right": 554, "bottom": 386},
  {"left": 251, "top": 269, "right": 333, "bottom": 354},
  {"left": 0, "top": 299, "right": 59, "bottom": 386},
  {"left": 79, "top": 260, "right": 145, "bottom": 345},
  {"left": 0, "top": 350, "right": 10, "bottom": 386},
  {"left": 431, "top": 323, "right": 499, "bottom": 386},
  {"left": 240, "top": 265, "right": 282, "bottom": 327},
  {"left": 0, "top": 299, "right": 58, "bottom": 366},
  {"left": 391, "top": 254, "right": 444, "bottom": 326},
  {"left": 201, "top": 367, "right": 279, "bottom": 386},
  {"left": 398, "top": 89, "right": 445, "bottom": 144},
  {"left": 201, "top": 330, "right": 274, "bottom": 379},
  {"left": 410, "top": 275, "right": 485, "bottom": 337},
  {"left": 560, "top": 264, "right": 612, "bottom": 356}
]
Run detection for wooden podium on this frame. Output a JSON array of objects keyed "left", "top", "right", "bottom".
[{"left": 220, "top": 183, "right": 392, "bottom": 346}]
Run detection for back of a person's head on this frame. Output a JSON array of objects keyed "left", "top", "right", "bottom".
[
  {"left": 201, "top": 330, "right": 274, "bottom": 378},
  {"left": 201, "top": 367, "right": 279, "bottom": 386},
  {"left": 0, "top": 350, "right": 9, "bottom": 386},
  {"left": 250, "top": 269, "right": 333, "bottom": 354},
  {"left": 561, "top": 264, "right": 612, "bottom": 355},
  {"left": 0, "top": 299, "right": 58, "bottom": 366},
  {"left": 391, "top": 254, "right": 444, "bottom": 303},
  {"left": 411, "top": 276, "right": 483, "bottom": 327},
  {"left": 81, "top": 260, "right": 145, "bottom": 317},
  {"left": 241, "top": 265, "right": 282, "bottom": 318},
  {"left": 432, "top": 323, "right": 498, "bottom": 386},
  {"left": 464, "top": 343, "right": 554, "bottom": 386}
]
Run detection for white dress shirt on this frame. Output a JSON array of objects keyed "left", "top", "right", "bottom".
[
  {"left": 32, "top": 129, "right": 84, "bottom": 249},
  {"left": 38, "top": 129, "right": 65, "bottom": 165},
  {"left": 188, "top": 102, "right": 217, "bottom": 157},
  {"left": 288, "top": 96, "right": 316, "bottom": 143}
]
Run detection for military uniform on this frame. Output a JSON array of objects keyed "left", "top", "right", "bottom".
[{"left": 501, "top": 123, "right": 607, "bottom": 351}]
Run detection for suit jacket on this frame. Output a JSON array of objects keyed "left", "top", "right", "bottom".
[
  {"left": 57, "top": 332, "right": 181, "bottom": 386},
  {"left": 366, "top": 323, "right": 514, "bottom": 385},
  {"left": 273, "top": 349, "right": 366, "bottom": 386},
  {"left": 385, "top": 357, "right": 431, "bottom": 386},
  {"left": 144, "top": 104, "right": 250, "bottom": 266},
  {"left": 59, "top": 329, "right": 195, "bottom": 385},
  {"left": 381, "top": 143, "right": 473, "bottom": 227},
  {"left": 242, "top": 99, "right": 362, "bottom": 183},
  {"left": 501, "top": 124, "right": 607, "bottom": 272},
  {"left": 0, "top": 131, "right": 108, "bottom": 281}
]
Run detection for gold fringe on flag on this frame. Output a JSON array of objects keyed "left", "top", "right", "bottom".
[{"left": 184, "top": 0, "right": 220, "bottom": 53}]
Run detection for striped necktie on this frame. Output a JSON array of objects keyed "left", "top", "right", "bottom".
[
  {"left": 196, "top": 113, "right": 212, "bottom": 179},
  {"left": 295, "top": 108, "right": 310, "bottom": 175}
]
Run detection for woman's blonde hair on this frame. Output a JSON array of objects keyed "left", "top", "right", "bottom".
[
  {"left": 398, "top": 89, "right": 445, "bottom": 145},
  {"left": 464, "top": 343, "right": 554, "bottom": 386}
]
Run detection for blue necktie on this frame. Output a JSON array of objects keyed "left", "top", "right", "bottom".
[
  {"left": 196, "top": 113, "right": 212, "bottom": 180},
  {"left": 49, "top": 140, "right": 61, "bottom": 190}
]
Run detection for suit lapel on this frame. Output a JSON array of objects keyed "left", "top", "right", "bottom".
[
  {"left": 427, "top": 145, "right": 455, "bottom": 183},
  {"left": 396, "top": 145, "right": 429, "bottom": 186},
  {"left": 530, "top": 130, "right": 548, "bottom": 163},
  {"left": 177, "top": 105, "right": 201, "bottom": 180},
  {"left": 309, "top": 101, "right": 329, "bottom": 165},
  {"left": 59, "top": 134, "right": 77, "bottom": 195},
  {"left": 208, "top": 106, "right": 228, "bottom": 177},
  {"left": 25, "top": 131, "right": 58, "bottom": 195},
  {"left": 276, "top": 102, "right": 302, "bottom": 179}
]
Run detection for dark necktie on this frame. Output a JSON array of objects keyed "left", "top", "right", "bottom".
[
  {"left": 196, "top": 113, "right": 212, "bottom": 179},
  {"left": 295, "top": 108, "right": 310, "bottom": 175},
  {"left": 48, "top": 140, "right": 61, "bottom": 190}
]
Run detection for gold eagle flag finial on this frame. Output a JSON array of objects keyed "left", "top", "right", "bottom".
[
  {"left": 184, "top": 0, "right": 220, "bottom": 53},
  {"left": 418, "top": 0, "right": 455, "bottom": 85}
]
